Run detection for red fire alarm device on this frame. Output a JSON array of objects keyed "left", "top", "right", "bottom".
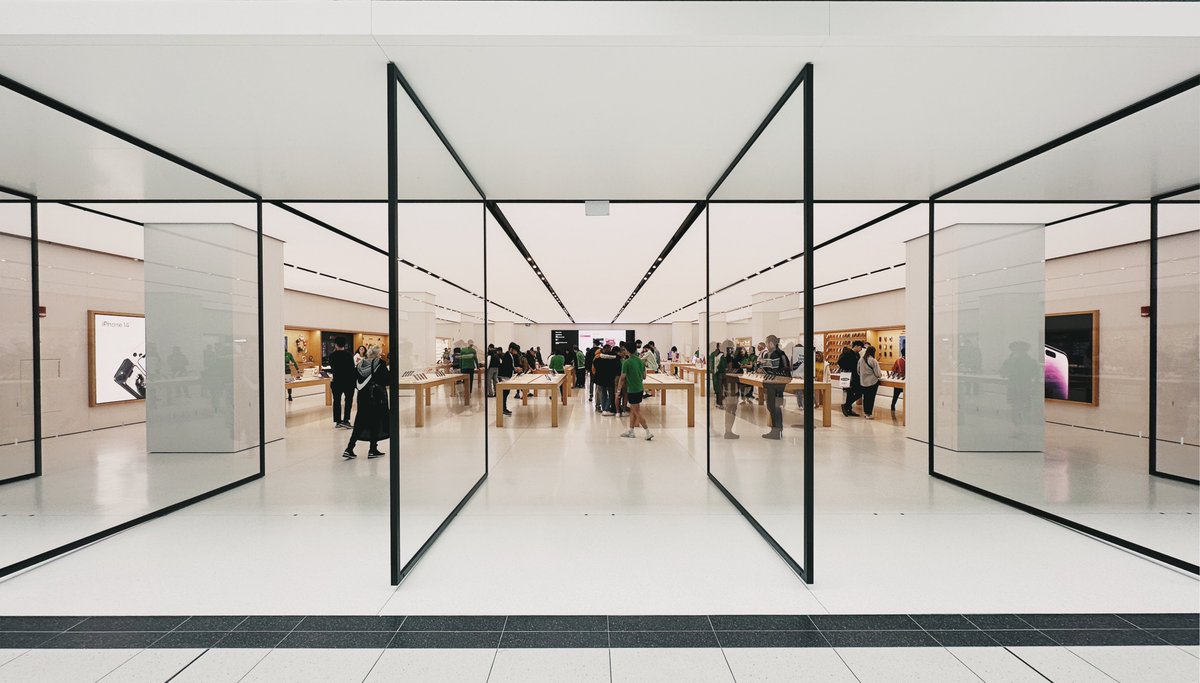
[
  {"left": 38, "top": 306, "right": 46, "bottom": 318},
  {"left": 1140, "top": 305, "right": 1151, "bottom": 318}
]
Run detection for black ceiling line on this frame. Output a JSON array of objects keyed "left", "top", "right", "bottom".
[
  {"left": 486, "top": 201, "right": 575, "bottom": 323},
  {"left": 275, "top": 201, "right": 539, "bottom": 324},
  {"left": 0, "top": 183, "right": 35, "bottom": 201},
  {"left": 611, "top": 67, "right": 808, "bottom": 325},
  {"left": 1043, "top": 202, "right": 1129, "bottom": 227},
  {"left": 705, "top": 68, "right": 807, "bottom": 201},
  {"left": 392, "top": 64, "right": 570, "bottom": 323},
  {"left": 0, "top": 71, "right": 260, "bottom": 201},
  {"left": 932, "top": 73, "right": 1200, "bottom": 201},
  {"left": 609, "top": 202, "right": 705, "bottom": 324},
  {"left": 58, "top": 202, "right": 146, "bottom": 228}
]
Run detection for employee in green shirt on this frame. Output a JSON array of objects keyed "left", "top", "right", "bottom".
[
  {"left": 285, "top": 350, "right": 300, "bottom": 401},
  {"left": 458, "top": 341, "right": 477, "bottom": 404},
  {"left": 617, "top": 345, "right": 652, "bottom": 441}
]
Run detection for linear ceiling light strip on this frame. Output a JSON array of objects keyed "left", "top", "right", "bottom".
[
  {"left": 609, "top": 202, "right": 705, "bottom": 323},
  {"left": 486, "top": 201, "right": 574, "bottom": 323}
]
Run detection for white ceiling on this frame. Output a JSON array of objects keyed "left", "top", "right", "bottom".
[{"left": 0, "top": 1, "right": 1196, "bottom": 324}]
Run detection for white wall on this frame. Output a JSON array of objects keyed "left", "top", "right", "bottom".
[{"left": 283, "top": 290, "right": 387, "bottom": 333}]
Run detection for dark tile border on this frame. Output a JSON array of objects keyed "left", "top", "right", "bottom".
[{"left": 0, "top": 613, "right": 1191, "bottom": 649}]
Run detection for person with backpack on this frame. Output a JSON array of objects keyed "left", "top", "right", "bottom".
[
  {"left": 858, "top": 344, "right": 884, "bottom": 420},
  {"left": 342, "top": 344, "right": 390, "bottom": 460}
]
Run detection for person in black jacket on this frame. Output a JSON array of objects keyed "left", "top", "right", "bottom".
[
  {"left": 500, "top": 342, "right": 521, "bottom": 416},
  {"left": 585, "top": 339, "right": 601, "bottom": 402},
  {"left": 592, "top": 344, "right": 619, "bottom": 415},
  {"left": 342, "top": 345, "right": 390, "bottom": 459},
  {"left": 838, "top": 340, "right": 865, "bottom": 417},
  {"left": 328, "top": 336, "right": 356, "bottom": 429}
]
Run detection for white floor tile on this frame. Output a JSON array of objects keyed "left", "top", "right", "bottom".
[
  {"left": 488, "top": 648, "right": 609, "bottom": 683},
  {"left": 240, "top": 648, "right": 384, "bottom": 683},
  {"left": 836, "top": 647, "right": 981, "bottom": 682},
  {"left": 0, "top": 652, "right": 23, "bottom": 668},
  {"left": 170, "top": 649, "right": 271, "bottom": 683},
  {"left": 362, "top": 649, "right": 495, "bottom": 682},
  {"left": 1007, "top": 647, "right": 1116, "bottom": 683},
  {"left": 947, "top": 647, "right": 1047, "bottom": 683},
  {"left": 610, "top": 648, "right": 733, "bottom": 683},
  {"left": 721, "top": 648, "right": 857, "bottom": 682},
  {"left": 99, "top": 648, "right": 205, "bottom": 682},
  {"left": 0, "top": 649, "right": 135, "bottom": 683},
  {"left": 1068, "top": 645, "right": 1200, "bottom": 683}
]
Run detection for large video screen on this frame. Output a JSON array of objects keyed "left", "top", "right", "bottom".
[{"left": 578, "top": 329, "right": 633, "bottom": 349}]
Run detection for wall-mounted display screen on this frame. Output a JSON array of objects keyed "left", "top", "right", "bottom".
[
  {"left": 1045, "top": 311, "right": 1098, "bottom": 405},
  {"left": 88, "top": 311, "right": 146, "bottom": 406},
  {"left": 572, "top": 329, "right": 635, "bottom": 350}
]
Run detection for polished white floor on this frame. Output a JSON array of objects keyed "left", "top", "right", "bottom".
[
  {"left": 0, "top": 645, "right": 1197, "bottom": 682},
  {"left": 0, "top": 385, "right": 1195, "bottom": 617}
]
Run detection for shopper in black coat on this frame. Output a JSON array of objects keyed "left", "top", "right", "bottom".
[
  {"left": 328, "top": 337, "right": 356, "bottom": 429},
  {"left": 342, "top": 345, "right": 390, "bottom": 459},
  {"left": 838, "top": 340, "right": 865, "bottom": 417}
]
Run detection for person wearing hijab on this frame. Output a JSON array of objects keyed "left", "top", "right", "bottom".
[{"left": 342, "top": 344, "right": 390, "bottom": 459}]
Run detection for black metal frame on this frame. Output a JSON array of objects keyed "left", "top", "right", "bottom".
[
  {"left": 0, "top": 72, "right": 267, "bottom": 580},
  {"left": 1149, "top": 182, "right": 1200, "bottom": 486},
  {"left": 927, "top": 74, "right": 1200, "bottom": 576},
  {"left": 388, "top": 63, "right": 489, "bottom": 586},
  {"left": 705, "top": 64, "right": 815, "bottom": 584}
]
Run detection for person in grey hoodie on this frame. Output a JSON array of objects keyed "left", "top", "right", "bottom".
[
  {"left": 342, "top": 345, "right": 391, "bottom": 459},
  {"left": 857, "top": 345, "right": 884, "bottom": 420}
]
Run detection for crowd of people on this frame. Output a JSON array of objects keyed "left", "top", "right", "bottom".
[{"left": 835, "top": 340, "right": 904, "bottom": 420}]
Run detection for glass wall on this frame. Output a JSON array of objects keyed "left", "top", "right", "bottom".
[
  {"left": 929, "top": 85, "right": 1200, "bottom": 571},
  {"left": 391, "top": 68, "right": 487, "bottom": 576},
  {"left": 0, "top": 78, "right": 264, "bottom": 575},
  {"left": 0, "top": 197, "right": 35, "bottom": 484},
  {"left": 1155, "top": 197, "right": 1199, "bottom": 482},
  {"left": 706, "top": 68, "right": 812, "bottom": 579}
]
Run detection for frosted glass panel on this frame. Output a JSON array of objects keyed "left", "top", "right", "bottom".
[
  {"left": 0, "top": 207, "right": 35, "bottom": 483},
  {"left": 1156, "top": 225, "right": 1199, "bottom": 480}
]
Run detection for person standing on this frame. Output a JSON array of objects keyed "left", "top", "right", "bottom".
[
  {"left": 285, "top": 348, "right": 301, "bottom": 401},
  {"left": 499, "top": 343, "right": 521, "bottom": 416},
  {"left": 585, "top": 339, "right": 601, "bottom": 402},
  {"left": 858, "top": 345, "right": 884, "bottom": 420},
  {"left": 574, "top": 345, "right": 586, "bottom": 388},
  {"left": 617, "top": 345, "right": 652, "bottom": 440},
  {"left": 890, "top": 351, "right": 906, "bottom": 412},
  {"left": 354, "top": 345, "right": 367, "bottom": 365},
  {"left": 759, "top": 335, "right": 791, "bottom": 439},
  {"left": 486, "top": 344, "right": 501, "bottom": 398},
  {"left": 329, "top": 337, "right": 355, "bottom": 428},
  {"left": 593, "top": 344, "right": 617, "bottom": 415},
  {"left": 458, "top": 341, "right": 477, "bottom": 404},
  {"left": 342, "top": 345, "right": 390, "bottom": 459},
  {"left": 838, "top": 340, "right": 865, "bottom": 416}
]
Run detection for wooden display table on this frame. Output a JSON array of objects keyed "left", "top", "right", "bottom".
[
  {"left": 286, "top": 376, "right": 332, "bottom": 406},
  {"left": 397, "top": 373, "right": 466, "bottom": 428},
  {"left": 677, "top": 365, "right": 708, "bottom": 397},
  {"left": 732, "top": 374, "right": 833, "bottom": 428},
  {"left": 641, "top": 374, "right": 696, "bottom": 427},
  {"left": 530, "top": 367, "right": 574, "bottom": 400},
  {"left": 880, "top": 378, "right": 905, "bottom": 426},
  {"left": 495, "top": 373, "right": 570, "bottom": 428}
]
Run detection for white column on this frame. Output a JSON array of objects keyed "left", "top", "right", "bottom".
[
  {"left": 751, "top": 292, "right": 797, "bottom": 346},
  {"left": 671, "top": 321, "right": 692, "bottom": 357},
  {"left": 492, "top": 321, "right": 515, "bottom": 350},
  {"left": 396, "top": 291, "right": 435, "bottom": 372},
  {"left": 144, "top": 223, "right": 260, "bottom": 454},
  {"left": 934, "top": 223, "right": 1045, "bottom": 453}
]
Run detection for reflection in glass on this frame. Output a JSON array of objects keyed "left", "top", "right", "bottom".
[{"left": 0, "top": 203, "right": 35, "bottom": 483}]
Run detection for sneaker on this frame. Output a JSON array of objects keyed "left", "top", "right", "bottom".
[
  {"left": 367, "top": 450, "right": 385, "bottom": 458},
  {"left": 644, "top": 432, "right": 654, "bottom": 441},
  {"left": 723, "top": 432, "right": 740, "bottom": 440},
  {"left": 503, "top": 410, "right": 513, "bottom": 416},
  {"left": 761, "top": 432, "right": 782, "bottom": 440},
  {"left": 864, "top": 414, "right": 874, "bottom": 420},
  {"left": 342, "top": 450, "right": 356, "bottom": 459},
  {"left": 602, "top": 411, "right": 615, "bottom": 416},
  {"left": 620, "top": 430, "right": 636, "bottom": 438}
]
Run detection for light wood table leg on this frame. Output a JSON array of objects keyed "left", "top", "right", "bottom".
[
  {"left": 522, "top": 386, "right": 529, "bottom": 405},
  {"left": 758, "top": 386, "right": 766, "bottom": 406},
  {"left": 425, "top": 387, "right": 431, "bottom": 407},
  {"left": 699, "top": 372, "right": 706, "bottom": 397},
  {"left": 561, "top": 382, "right": 567, "bottom": 405},
  {"left": 551, "top": 390, "right": 559, "bottom": 427},
  {"left": 822, "top": 386, "right": 831, "bottom": 427},
  {"left": 496, "top": 389, "right": 505, "bottom": 427},
  {"left": 660, "top": 389, "right": 667, "bottom": 406},
  {"left": 687, "top": 386, "right": 695, "bottom": 427},
  {"left": 325, "top": 383, "right": 333, "bottom": 406},
  {"left": 414, "top": 390, "right": 424, "bottom": 428}
]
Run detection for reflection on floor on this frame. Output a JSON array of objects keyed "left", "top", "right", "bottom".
[
  {"left": 0, "top": 422, "right": 258, "bottom": 568},
  {"left": 0, "top": 383, "right": 1194, "bottom": 619}
]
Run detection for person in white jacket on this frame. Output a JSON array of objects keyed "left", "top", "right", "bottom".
[{"left": 857, "top": 345, "right": 884, "bottom": 419}]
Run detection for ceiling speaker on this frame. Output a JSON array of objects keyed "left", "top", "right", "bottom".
[{"left": 585, "top": 200, "right": 610, "bottom": 217}]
